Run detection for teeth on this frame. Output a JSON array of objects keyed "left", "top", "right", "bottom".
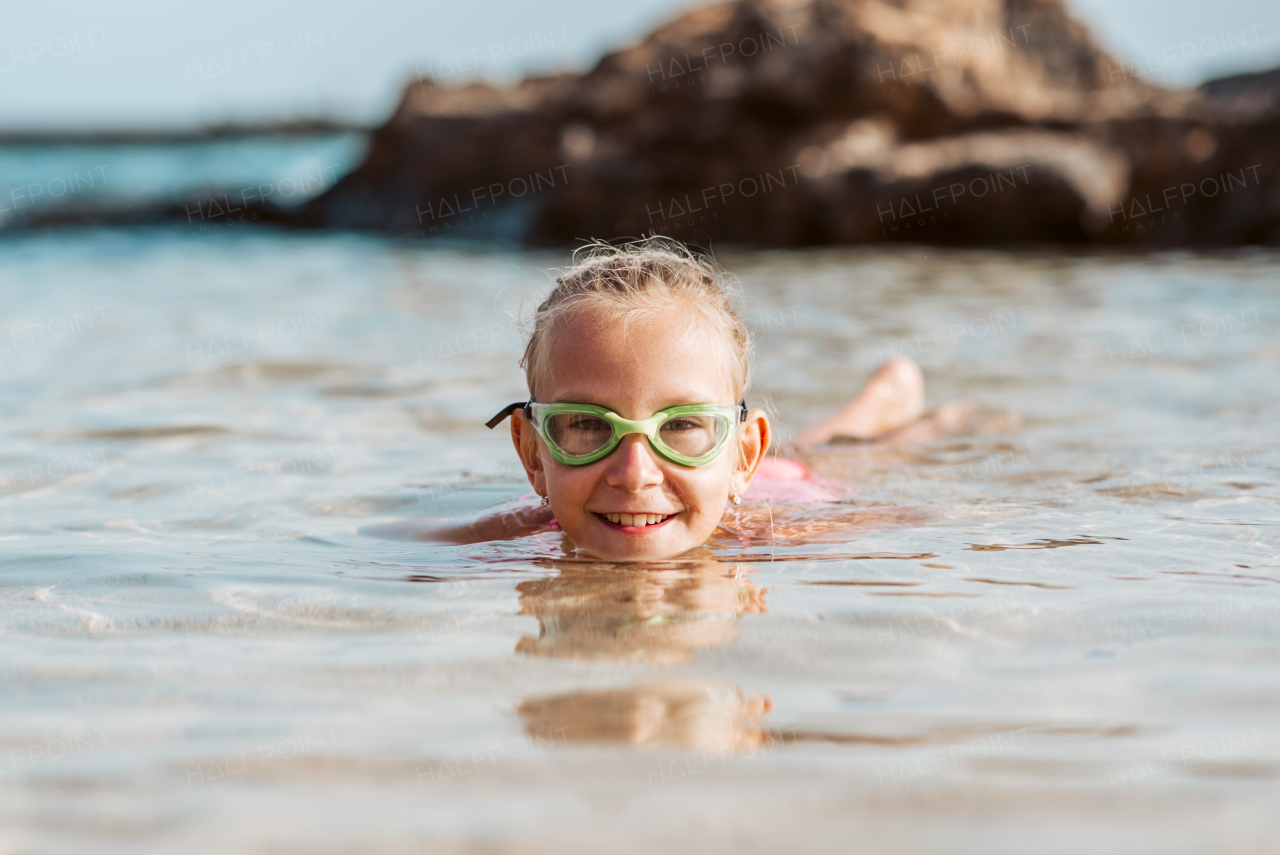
[{"left": 603, "top": 513, "right": 670, "bottom": 526}]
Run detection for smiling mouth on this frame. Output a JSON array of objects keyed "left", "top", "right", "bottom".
[{"left": 597, "top": 512, "right": 674, "bottom": 528}]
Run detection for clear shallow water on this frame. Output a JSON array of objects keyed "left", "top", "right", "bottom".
[{"left": 1, "top": 227, "right": 1278, "bottom": 853}]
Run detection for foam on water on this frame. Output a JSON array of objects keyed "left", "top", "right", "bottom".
[{"left": 1, "top": 227, "right": 1277, "bottom": 853}]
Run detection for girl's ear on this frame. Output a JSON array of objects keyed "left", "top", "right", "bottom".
[
  {"left": 511, "top": 410, "right": 548, "bottom": 497},
  {"left": 734, "top": 409, "right": 770, "bottom": 495}
]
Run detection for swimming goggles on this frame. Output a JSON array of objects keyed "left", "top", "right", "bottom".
[{"left": 486, "top": 401, "right": 746, "bottom": 467}]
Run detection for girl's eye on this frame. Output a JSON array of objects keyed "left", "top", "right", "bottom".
[
  {"left": 567, "top": 415, "right": 609, "bottom": 433},
  {"left": 545, "top": 412, "right": 613, "bottom": 455},
  {"left": 659, "top": 414, "right": 721, "bottom": 457}
]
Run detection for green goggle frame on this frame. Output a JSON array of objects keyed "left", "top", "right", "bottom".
[{"left": 486, "top": 400, "right": 746, "bottom": 467}]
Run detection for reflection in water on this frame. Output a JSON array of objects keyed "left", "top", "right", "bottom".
[
  {"left": 519, "top": 680, "right": 774, "bottom": 751},
  {"left": 516, "top": 562, "right": 776, "bottom": 750},
  {"left": 965, "top": 535, "right": 1127, "bottom": 551},
  {"left": 515, "top": 560, "right": 766, "bottom": 664}
]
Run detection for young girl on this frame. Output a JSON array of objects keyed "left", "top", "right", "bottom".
[{"left": 432, "top": 238, "right": 932, "bottom": 561}]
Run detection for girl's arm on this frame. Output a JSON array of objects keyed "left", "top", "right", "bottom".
[{"left": 424, "top": 503, "right": 556, "bottom": 544}]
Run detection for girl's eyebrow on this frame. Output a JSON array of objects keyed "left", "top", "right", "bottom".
[
  {"left": 548, "top": 387, "right": 733, "bottom": 411},
  {"left": 658, "top": 396, "right": 738, "bottom": 407},
  {"left": 552, "top": 400, "right": 730, "bottom": 414},
  {"left": 548, "top": 397, "right": 611, "bottom": 408}
]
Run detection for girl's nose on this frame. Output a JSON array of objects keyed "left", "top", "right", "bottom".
[{"left": 604, "top": 435, "right": 665, "bottom": 491}]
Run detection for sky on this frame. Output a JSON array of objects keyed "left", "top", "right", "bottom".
[{"left": 1, "top": 0, "right": 1277, "bottom": 130}]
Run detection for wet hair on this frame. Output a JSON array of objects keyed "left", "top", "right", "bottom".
[{"left": 520, "top": 238, "right": 752, "bottom": 402}]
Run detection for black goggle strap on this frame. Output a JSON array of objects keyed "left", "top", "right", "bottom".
[
  {"left": 485, "top": 401, "right": 532, "bottom": 429},
  {"left": 485, "top": 400, "right": 747, "bottom": 430}
]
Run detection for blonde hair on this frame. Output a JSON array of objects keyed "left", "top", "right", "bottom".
[{"left": 520, "top": 238, "right": 752, "bottom": 402}]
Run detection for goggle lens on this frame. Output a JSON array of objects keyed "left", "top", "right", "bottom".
[
  {"left": 656, "top": 413, "right": 727, "bottom": 458},
  {"left": 545, "top": 412, "right": 613, "bottom": 456}
]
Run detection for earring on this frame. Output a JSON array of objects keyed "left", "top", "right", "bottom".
[
  {"left": 539, "top": 495, "right": 549, "bottom": 507},
  {"left": 731, "top": 487, "right": 741, "bottom": 505}
]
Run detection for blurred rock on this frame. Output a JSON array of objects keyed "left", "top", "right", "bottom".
[
  {"left": 1199, "top": 67, "right": 1280, "bottom": 118},
  {"left": 293, "top": 0, "right": 1280, "bottom": 247}
]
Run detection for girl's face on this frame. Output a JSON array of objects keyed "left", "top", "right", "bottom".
[{"left": 512, "top": 305, "right": 768, "bottom": 561}]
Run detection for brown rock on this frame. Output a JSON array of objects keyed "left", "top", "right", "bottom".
[{"left": 293, "top": 0, "right": 1280, "bottom": 247}]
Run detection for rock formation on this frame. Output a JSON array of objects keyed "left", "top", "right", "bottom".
[{"left": 289, "top": 0, "right": 1280, "bottom": 248}]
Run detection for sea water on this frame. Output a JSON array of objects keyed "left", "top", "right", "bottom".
[{"left": 1, "top": 153, "right": 1277, "bottom": 853}]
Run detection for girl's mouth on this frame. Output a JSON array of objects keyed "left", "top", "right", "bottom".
[{"left": 597, "top": 512, "right": 676, "bottom": 531}]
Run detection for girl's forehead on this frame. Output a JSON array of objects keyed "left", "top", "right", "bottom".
[
  {"left": 551, "top": 306, "right": 713, "bottom": 363},
  {"left": 544, "top": 307, "right": 735, "bottom": 402}
]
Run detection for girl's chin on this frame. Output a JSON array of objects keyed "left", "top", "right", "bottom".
[{"left": 555, "top": 512, "right": 716, "bottom": 561}]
